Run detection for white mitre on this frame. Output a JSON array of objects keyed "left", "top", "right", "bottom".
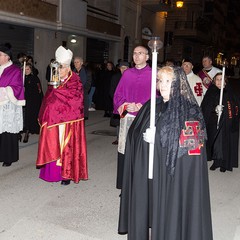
[{"left": 55, "top": 46, "right": 73, "bottom": 65}]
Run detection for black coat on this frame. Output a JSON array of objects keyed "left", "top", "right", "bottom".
[
  {"left": 109, "top": 71, "right": 121, "bottom": 127},
  {"left": 119, "top": 98, "right": 213, "bottom": 240},
  {"left": 24, "top": 74, "right": 43, "bottom": 133},
  {"left": 102, "top": 69, "right": 115, "bottom": 111},
  {"left": 201, "top": 84, "right": 239, "bottom": 170}
]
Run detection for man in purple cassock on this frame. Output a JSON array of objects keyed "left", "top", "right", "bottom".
[
  {"left": 0, "top": 43, "right": 25, "bottom": 166},
  {"left": 114, "top": 45, "right": 152, "bottom": 189}
]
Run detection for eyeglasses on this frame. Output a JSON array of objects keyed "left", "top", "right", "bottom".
[
  {"left": 133, "top": 52, "right": 148, "bottom": 56},
  {"left": 59, "top": 64, "right": 69, "bottom": 69}
]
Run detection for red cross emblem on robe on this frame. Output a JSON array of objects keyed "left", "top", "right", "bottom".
[
  {"left": 194, "top": 83, "right": 203, "bottom": 96},
  {"left": 179, "top": 121, "right": 204, "bottom": 155}
]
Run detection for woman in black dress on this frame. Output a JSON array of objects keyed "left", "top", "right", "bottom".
[
  {"left": 23, "top": 63, "right": 43, "bottom": 142},
  {"left": 118, "top": 66, "right": 213, "bottom": 240},
  {"left": 201, "top": 72, "right": 239, "bottom": 172}
]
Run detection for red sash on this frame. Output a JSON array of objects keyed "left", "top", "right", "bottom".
[{"left": 198, "top": 70, "right": 212, "bottom": 89}]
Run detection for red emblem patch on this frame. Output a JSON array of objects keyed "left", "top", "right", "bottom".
[
  {"left": 194, "top": 83, "right": 203, "bottom": 96},
  {"left": 179, "top": 121, "right": 204, "bottom": 155}
]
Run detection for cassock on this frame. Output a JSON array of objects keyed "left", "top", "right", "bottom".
[
  {"left": 0, "top": 63, "right": 25, "bottom": 165},
  {"left": 114, "top": 65, "right": 152, "bottom": 189},
  {"left": 36, "top": 71, "right": 88, "bottom": 183},
  {"left": 201, "top": 83, "right": 239, "bottom": 170},
  {"left": 114, "top": 65, "right": 152, "bottom": 114},
  {"left": 118, "top": 97, "right": 213, "bottom": 240}
]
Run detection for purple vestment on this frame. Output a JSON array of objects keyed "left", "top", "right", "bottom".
[
  {"left": 39, "top": 161, "right": 63, "bottom": 182},
  {"left": 0, "top": 64, "right": 24, "bottom": 100},
  {"left": 114, "top": 65, "right": 152, "bottom": 116}
]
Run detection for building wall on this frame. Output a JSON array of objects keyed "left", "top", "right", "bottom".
[
  {"left": 34, "top": 28, "right": 87, "bottom": 93},
  {"left": 34, "top": 28, "right": 61, "bottom": 93},
  {"left": 0, "top": 0, "right": 57, "bottom": 22},
  {"left": 87, "top": 0, "right": 119, "bottom": 16},
  {"left": 0, "top": 0, "right": 144, "bottom": 80},
  {"left": 119, "top": 0, "right": 139, "bottom": 60},
  {"left": 141, "top": 10, "right": 166, "bottom": 62}
]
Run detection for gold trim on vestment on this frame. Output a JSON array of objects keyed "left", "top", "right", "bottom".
[{"left": 39, "top": 118, "right": 84, "bottom": 129}]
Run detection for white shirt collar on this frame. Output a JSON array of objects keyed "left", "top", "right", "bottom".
[{"left": 0, "top": 60, "right": 12, "bottom": 76}]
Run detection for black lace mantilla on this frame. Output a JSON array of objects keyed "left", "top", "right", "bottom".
[{"left": 159, "top": 67, "right": 207, "bottom": 175}]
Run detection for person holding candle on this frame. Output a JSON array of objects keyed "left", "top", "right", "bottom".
[
  {"left": 118, "top": 66, "right": 213, "bottom": 240},
  {"left": 201, "top": 72, "right": 239, "bottom": 172}
]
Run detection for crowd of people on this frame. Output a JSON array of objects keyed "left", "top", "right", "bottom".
[{"left": 0, "top": 42, "right": 239, "bottom": 240}]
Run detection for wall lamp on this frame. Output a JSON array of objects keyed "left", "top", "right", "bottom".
[
  {"left": 70, "top": 35, "right": 77, "bottom": 43},
  {"left": 176, "top": 1, "right": 184, "bottom": 8}
]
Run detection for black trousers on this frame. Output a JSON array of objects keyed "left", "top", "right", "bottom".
[
  {"left": 0, "top": 132, "right": 19, "bottom": 164},
  {"left": 116, "top": 152, "right": 125, "bottom": 189}
]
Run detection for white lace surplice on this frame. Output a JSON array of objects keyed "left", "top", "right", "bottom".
[
  {"left": 118, "top": 114, "right": 135, "bottom": 154},
  {"left": 0, "top": 102, "right": 23, "bottom": 134}
]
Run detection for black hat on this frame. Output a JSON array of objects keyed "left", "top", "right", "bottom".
[
  {"left": 182, "top": 57, "right": 193, "bottom": 65},
  {"left": 119, "top": 61, "right": 129, "bottom": 67},
  {"left": 0, "top": 43, "right": 12, "bottom": 58}
]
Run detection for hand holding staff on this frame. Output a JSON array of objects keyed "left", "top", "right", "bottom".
[{"left": 217, "top": 61, "right": 226, "bottom": 129}]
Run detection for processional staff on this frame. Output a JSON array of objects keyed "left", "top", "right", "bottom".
[
  {"left": 216, "top": 61, "right": 226, "bottom": 129},
  {"left": 22, "top": 57, "right": 27, "bottom": 84},
  {"left": 143, "top": 37, "right": 163, "bottom": 179}
]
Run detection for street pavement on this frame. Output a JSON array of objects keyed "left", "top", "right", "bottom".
[{"left": 0, "top": 110, "right": 240, "bottom": 240}]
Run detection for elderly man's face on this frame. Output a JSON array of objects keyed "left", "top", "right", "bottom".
[
  {"left": 74, "top": 58, "right": 83, "bottom": 70},
  {"left": 182, "top": 62, "right": 193, "bottom": 75},
  {"left": 202, "top": 57, "right": 212, "bottom": 69},
  {"left": 59, "top": 64, "right": 70, "bottom": 80},
  {"left": 0, "top": 51, "right": 9, "bottom": 65}
]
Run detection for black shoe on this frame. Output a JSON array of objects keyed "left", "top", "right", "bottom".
[
  {"left": 2, "top": 162, "right": 12, "bottom": 167},
  {"left": 18, "top": 133, "right": 22, "bottom": 142},
  {"left": 220, "top": 167, "right": 226, "bottom": 172},
  {"left": 61, "top": 180, "right": 71, "bottom": 185},
  {"left": 210, "top": 164, "right": 216, "bottom": 171},
  {"left": 112, "top": 140, "right": 118, "bottom": 145},
  {"left": 103, "top": 112, "right": 111, "bottom": 117},
  {"left": 23, "top": 133, "right": 29, "bottom": 143}
]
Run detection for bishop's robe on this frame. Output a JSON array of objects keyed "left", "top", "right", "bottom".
[{"left": 36, "top": 71, "right": 88, "bottom": 183}]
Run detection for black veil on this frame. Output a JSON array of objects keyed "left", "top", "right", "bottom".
[{"left": 159, "top": 66, "right": 206, "bottom": 175}]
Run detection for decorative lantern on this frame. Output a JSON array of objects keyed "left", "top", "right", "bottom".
[
  {"left": 49, "top": 61, "right": 61, "bottom": 88},
  {"left": 176, "top": 1, "right": 184, "bottom": 8},
  {"left": 148, "top": 37, "right": 163, "bottom": 52}
]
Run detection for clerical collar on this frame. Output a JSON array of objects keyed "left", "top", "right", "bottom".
[
  {"left": 135, "top": 63, "right": 147, "bottom": 70},
  {"left": 204, "top": 67, "right": 212, "bottom": 72}
]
